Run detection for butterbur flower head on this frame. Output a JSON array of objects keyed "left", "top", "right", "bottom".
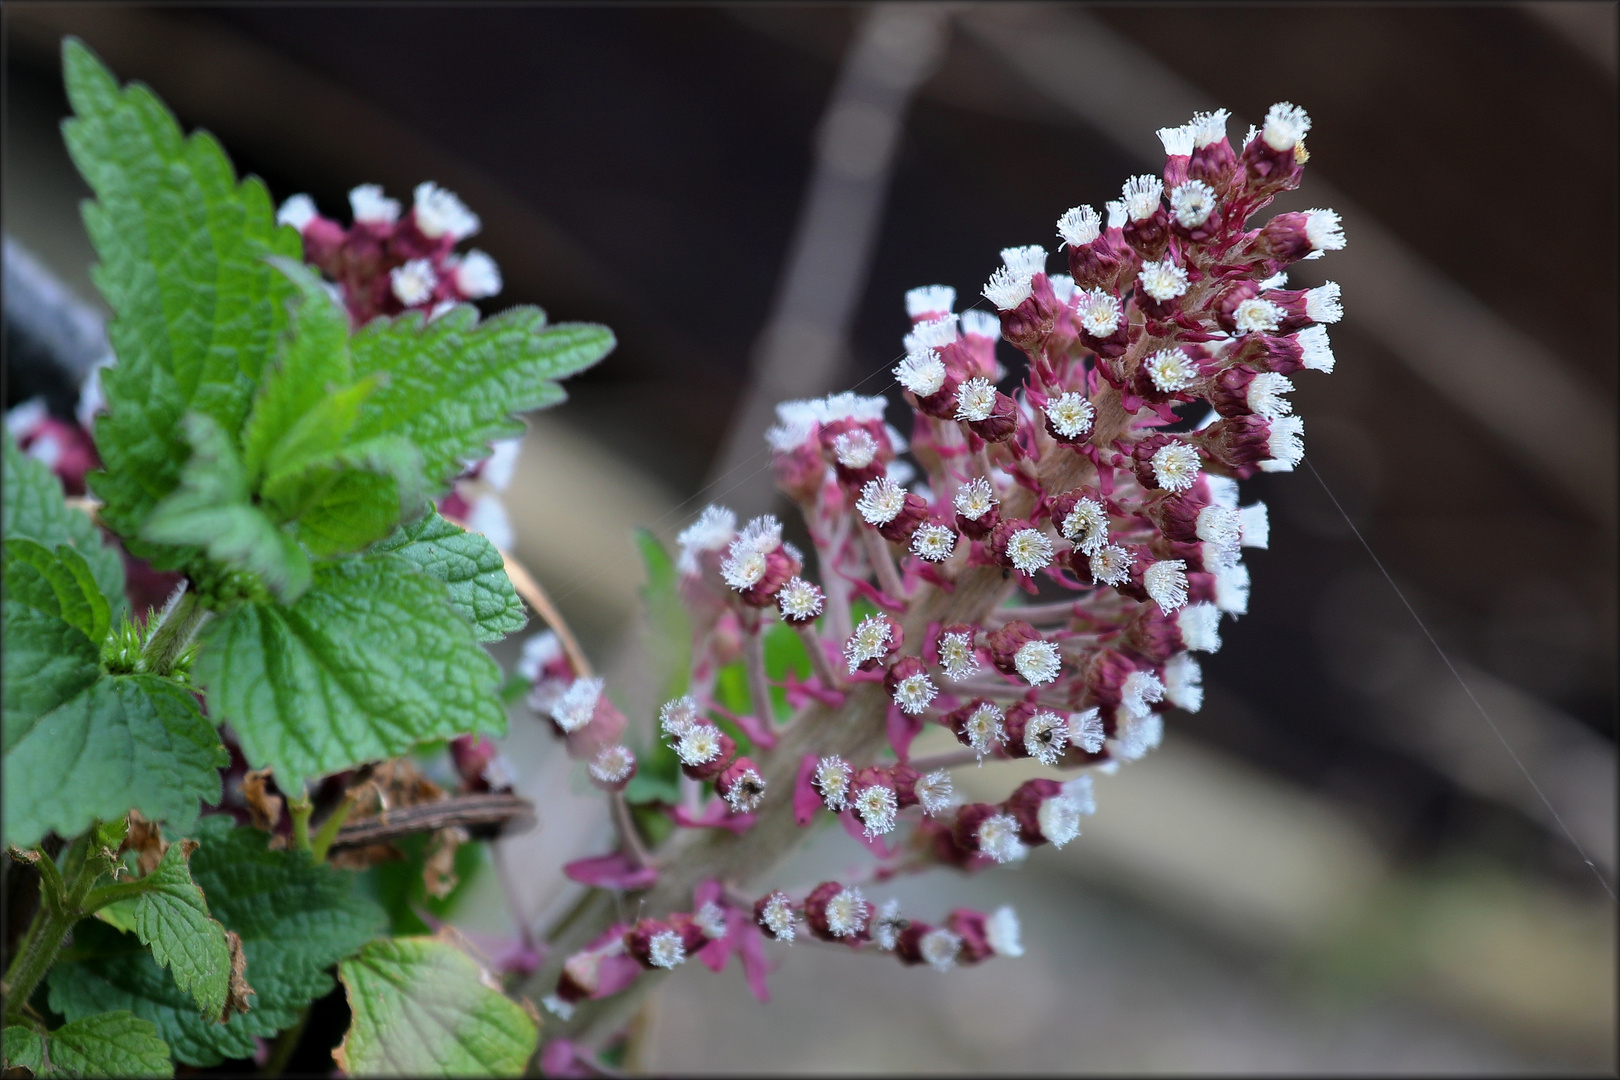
[
  {"left": 957, "top": 701, "right": 1007, "bottom": 759},
  {"left": 588, "top": 744, "right": 636, "bottom": 789},
  {"left": 276, "top": 193, "right": 318, "bottom": 232},
  {"left": 390, "top": 259, "right": 437, "bottom": 307},
  {"left": 1143, "top": 347, "right": 1199, "bottom": 393},
  {"left": 852, "top": 771, "right": 900, "bottom": 836},
  {"left": 887, "top": 657, "right": 940, "bottom": 716},
  {"left": 986, "top": 906, "right": 1024, "bottom": 957},
  {"left": 1177, "top": 602, "right": 1223, "bottom": 653},
  {"left": 915, "top": 769, "right": 954, "bottom": 816},
  {"left": 1137, "top": 260, "right": 1190, "bottom": 304},
  {"left": 1143, "top": 559, "right": 1190, "bottom": 615},
  {"left": 1233, "top": 297, "right": 1284, "bottom": 335},
  {"left": 1043, "top": 392, "right": 1095, "bottom": 441},
  {"left": 1169, "top": 180, "right": 1218, "bottom": 230},
  {"left": 677, "top": 724, "right": 729, "bottom": 772},
  {"left": 953, "top": 476, "right": 1000, "bottom": 537},
  {"left": 1014, "top": 640, "right": 1063, "bottom": 687},
  {"left": 806, "top": 882, "right": 870, "bottom": 941},
  {"left": 977, "top": 812, "right": 1028, "bottom": 863},
  {"left": 894, "top": 348, "right": 949, "bottom": 398},
  {"left": 1306, "top": 282, "right": 1344, "bottom": 324},
  {"left": 906, "top": 284, "right": 957, "bottom": 321},
  {"left": 1262, "top": 101, "right": 1311, "bottom": 152},
  {"left": 1150, "top": 441, "right": 1202, "bottom": 492},
  {"left": 910, "top": 521, "right": 958, "bottom": 562},
  {"left": 1024, "top": 710, "right": 1070, "bottom": 764},
  {"left": 1165, "top": 651, "right": 1204, "bottom": 712},
  {"left": 856, "top": 476, "right": 908, "bottom": 526},
  {"left": 1084, "top": 543, "right": 1135, "bottom": 586},
  {"left": 451, "top": 250, "right": 502, "bottom": 299},
  {"left": 916, "top": 928, "right": 963, "bottom": 972},
  {"left": 986, "top": 620, "right": 1040, "bottom": 676},
  {"left": 938, "top": 626, "right": 981, "bottom": 682},
  {"left": 813, "top": 755, "right": 854, "bottom": 811},
  {"left": 1263, "top": 415, "right": 1306, "bottom": 471},
  {"left": 349, "top": 183, "right": 401, "bottom": 225},
  {"left": 1056, "top": 205, "right": 1102, "bottom": 248},
  {"left": 1122, "top": 669, "right": 1167, "bottom": 717},
  {"left": 718, "top": 758, "right": 767, "bottom": 813},
  {"left": 551, "top": 677, "right": 604, "bottom": 734},
  {"left": 1069, "top": 707, "right": 1106, "bottom": 753},
  {"left": 1061, "top": 496, "right": 1109, "bottom": 555},
  {"left": 845, "top": 612, "right": 902, "bottom": 673},
  {"left": 1122, "top": 175, "right": 1164, "bottom": 221},
  {"left": 694, "top": 901, "right": 728, "bottom": 941},
  {"left": 627, "top": 920, "right": 687, "bottom": 970},
  {"left": 677, "top": 505, "right": 737, "bottom": 576},
  {"left": 1076, "top": 289, "right": 1123, "bottom": 338},
  {"left": 1297, "top": 325, "right": 1336, "bottom": 373},
  {"left": 721, "top": 515, "right": 796, "bottom": 604},
  {"left": 777, "top": 577, "right": 825, "bottom": 624},
  {"left": 413, "top": 181, "right": 481, "bottom": 241},
  {"left": 659, "top": 695, "right": 702, "bottom": 738},
  {"left": 756, "top": 891, "right": 797, "bottom": 943},
  {"left": 953, "top": 377, "right": 999, "bottom": 422}
]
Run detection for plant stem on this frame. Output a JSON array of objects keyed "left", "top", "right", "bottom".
[
  {"left": 309, "top": 792, "right": 358, "bottom": 862},
  {"left": 741, "top": 617, "right": 777, "bottom": 734},
  {"left": 795, "top": 623, "right": 843, "bottom": 691},
  {"left": 2, "top": 838, "right": 110, "bottom": 1023},
  {"left": 861, "top": 527, "right": 907, "bottom": 602},
  {"left": 260, "top": 1004, "right": 310, "bottom": 1076},
  {"left": 288, "top": 787, "right": 313, "bottom": 853},
  {"left": 140, "top": 583, "right": 210, "bottom": 677}
]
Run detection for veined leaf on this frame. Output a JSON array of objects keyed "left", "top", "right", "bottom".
[
  {"left": 348, "top": 304, "right": 612, "bottom": 492},
  {"left": 2, "top": 539, "right": 106, "bottom": 748},
  {"left": 5, "top": 1012, "right": 173, "bottom": 1078},
  {"left": 62, "top": 38, "right": 300, "bottom": 558},
  {"left": 3, "top": 431, "right": 126, "bottom": 614},
  {"left": 193, "top": 554, "right": 505, "bottom": 790},
  {"left": 335, "top": 937, "right": 538, "bottom": 1078},
  {"left": 372, "top": 509, "right": 525, "bottom": 642},
  {"left": 48, "top": 817, "right": 384, "bottom": 1067},
  {"left": 132, "top": 841, "right": 233, "bottom": 1020}
]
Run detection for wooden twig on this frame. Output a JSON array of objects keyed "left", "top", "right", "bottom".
[{"left": 328, "top": 792, "right": 535, "bottom": 850}]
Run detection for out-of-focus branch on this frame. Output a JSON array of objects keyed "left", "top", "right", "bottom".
[{"left": 330, "top": 792, "right": 535, "bottom": 850}]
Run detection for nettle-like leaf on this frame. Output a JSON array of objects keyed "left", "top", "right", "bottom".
[
  {"left": 132, "top": 840, "right": 233, "bottom": 1021},
  {"left": 3, "top": 432, "right": 126, "bottom": 614},
  {"left": 3, "top": 1012, "right": 173, "bottom": 1078},
  {"left": 61, "top": 39, "right": 301, "bottom": 561},
  {"left": 335, "top": 937, "right": 538, "bottom": 1078},
  {"left": 49, "top": 817, "right": 384, "bottom": 1068},
  {"left": 141, "top": 413, "right": 312, "bottom": 603},
  {"left": 372, "top": 509, "right": 525, "bottom": 642},
  {"left": 194, "top": 555, "right": 505, "bottom": 790},
  {"left": 2, "top": 538, "right": 106, "bottom": 739},
  {"left": 349, "top": 303, "right": 612, "bottom": 493}
]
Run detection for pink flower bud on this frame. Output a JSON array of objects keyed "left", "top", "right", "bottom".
[
  {"left": 819, "top": 417, "right": 890, "bottom": 488},
  {"left": 804, "top": 881, "right": 871, "bottom": 944},
  {"left": 626, "top": 919, "right": 687, "bottom": 969},
  {"left": 679, "top": 728, "right": 737, "bottom": 781},
  {"left": 985, "top": 620, "right": 1039, "bottom": 676},
  {"left": 945, "top": 909, "right": 995, "bottom": 964},
  {"left": 1002, "top": 777, "right": 1068, "bottom": 845},
  {"left": 998, "top": 272, "right": 1060, "bottom": 354},
  {"left": 755, "top": 891, "right": 798, "bottom": 942}
]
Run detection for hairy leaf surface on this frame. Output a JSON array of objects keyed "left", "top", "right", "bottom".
[
  {"left": 5, "top": 1012, "right": 173, "bottom": 1078},
  {"left": 3, "top": 432, "right": 126, "bottom": 613},
  {"left": 373, "top": 510, "right": 525, "bottom": 642},
  {"left": 132, "top": 841, "right": 232, "bottom": 1020}
]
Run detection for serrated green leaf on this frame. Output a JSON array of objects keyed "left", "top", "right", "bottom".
[
  {"left": 372, "top": 509, "right": 525, "bottom": 642},
  {"left": 348, "top": 304, "right": 612, "bottom": 492},
  {"left": 30, "top": 1011, "right": 174, "bottom": 1078},
  {"left": 62, "top": 39, "right": 300, "bottom": 559},
  {"left": 48, "top": 817, "right": 384, "bottom": 1067},
  {"left": 3, "top": 432, "right": 126, "bottom": 615},
  {"left": 335, "top": 937, "right": 537, "bottom": 1078},
  {"left": 141, "top": 413, "right": 311, "bottom": 602},
  {"left": 132, "top": 841, "right": 231, "bottom": 1020},
  {"left": 94, "top": 897, "right": 141, "bottom": 935},
  {"left": 4, "top": 1025, "right": 44, "bottom": 1073},
  {"left": 265, "top": 435, "right": 425, "bottom": 558},
  {"left": 2, "top": 540, "right": 107, "bottom": 752},
  {"left": 193, "top": 555, "right": 505, "bottom": 789},
  {"left": 2, "top": 674, "right": 226, "bottom": 849}
]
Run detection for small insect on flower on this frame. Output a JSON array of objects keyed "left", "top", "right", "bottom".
[
  {"left": 1088, "top": 544, "right": 1136, "bottom": 586},
  {"left": 1143, "top": 347, "right": 1199, "bottom": 393},
  {"left": 960, "top": 702, "right": 1007, "bottom": 760},
  {"left": 1144, "top": 559, "right": 1190, "bottom": 615},
  {"left": 953, "top": 476, "right": 998, "bottom": 522},
  {"left": 1014, "top": 640, "right": 1063, "bottom": 687},
  {"left": 856, "top": 476, "right": 908, "bottom": 526},
  {"left": 1150, "top": 441, "right": 1202, "bottom": 492},
  {"left": 1005, "top": 527, "right": 1055, "bottom": 574},
  {"left": 1061, "top": 497, "right": 1109, "bottom": 555},
  {"left": 977, "top": 813, "right": 1028, "bottom": 864},
  {"left": 777, "top": 577, "right": 825, "bottom": 623},
  {"left": 954, "top": 377, "right": 999, "bottom": 422},
  {"left": 551, "top": 677, "right": 604, "bottom": 733},
  {"left": 1170, "top": 180, "right": 1218, "bottom": 229},
  {"left": 938, "top": 628, "right": 981, "bottom": 682},
  {"left": 910, "top": 522, "right": 957, "bottom": 562},
  {"left": 1023, "top": 710, "right": 1070, "bottom": 765},
  {"left": 1069, "top": 707, "right": 1106, "bottom": 754},
  {"left": 719, "top": 759, "right": 767, "bottom": 813},
  {"left": 915, "top": 770, "right": 955, "bottom": 816},
  {"left": 814, "top": 755, "right": 854, "bottom": 812},
  {"left": 873, "top": 899, "right": 906, "bottom": 950},
  {"left": 1044, "top": 392, "right": 1095, "bottom": 440},
  {"left": 1137, "top": 261, "right": 1190, "bottom": 303},
  {"left": 757, "top": 891, "right": 797, "bottom": 943}
]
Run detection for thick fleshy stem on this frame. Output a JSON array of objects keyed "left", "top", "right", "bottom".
[
  {"left": 139, "top": 582, "right": 210, "bottom": 677},
  {"left": 741, "top": 612, "right": 777, "bottom": 736},
  {"left": 905, "top": 748, "right": 984, "bottom": 772},
  {"left": 795, "top": 622, "right": 843, "bottom": 691},
  {"left": 861, "top": 526, "right": 907, "bottom": 602}
]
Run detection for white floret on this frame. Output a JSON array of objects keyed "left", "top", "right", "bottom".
[
  {"left": 1170, "top": 180, "right": 1217, "bottom": 229},
  {"left": 413, "top": 181, "right": 481, "bottom": 240},
  {"left": 551, "top": 677, "right": 604, "bottom": 733},
  {"left": 894, "top": 349, "right": 947, "bottom": 397},
  {"left": 1143, "top": 347, "right": 1198, "bottom": 392},
  {"left": 1165, "top": 652, "right": 1204, "bottom": 712},
  {"left": 856, "top": 476, "right": 907, "bottom": 526},
  {"left": 276, "top": 193, "right": 317, "bottom": 231},
  {"left": 954, "top": 378, "right": 999, "bottom": 423},
  {"left": 1056, "top": 205, "right": 1102, "bottom": 247},
  {"left": 906, "top": 284, "right": 957, "bottom": 319},
  {"left": 1262, "top": 102, "right": 1311, "bottom": 152},
  {"left": 1121, "top": 175, "right": 1164, "bottom": 221},
  {"left": 1138, "top": 260, "right": 1191, "bottom": 303},
  {"left": 1014, "top": 640, "right": 1063, "bottom": 687},
  {"left": 349, "top": 183, "right": 401, "bottom": 224},
  {"left": 1144, "top": 559, "right": 1190, "bottom": 615}
]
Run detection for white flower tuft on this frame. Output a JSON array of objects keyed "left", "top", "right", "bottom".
[
  {"left": 908, "top": 314, "right": 960, "bottom": 350},
  {"left": 910, "top": 523, "right": 957, "bottom": 562},
  {"left": 953, "top": 476, "right": 998, "bottom": 521},
  {"left": 977, "top": 813, "right": 1028, "bottom": 863},
  {"left": 873, "top": 899, "right": 904, "bottom": 950},
  {"left": 1305, "top": 208, "right": 1345, "bottom": 251},
  {"left": 826, "top": 887, "right": 870, "bottom": 937},
  {"left": 1121, "top": 175, "right": 1165, "bottom": 221},
  {"left": 1165, "top": 652, "right": 1204, "bottom": 712},
  {"left": 1122, "top": 669, "right": 1166, "bottom": 717},
  {"left": 845, "top": 614, "right": 895, "bottom": 673},
  {"left": 939, "top": 630, "right": 980, "bottom": 682},
  {"left": 906, "top": 284, "right": 957, "bottom": 319},
  {"left": 1062, "top": 497, "right": 1109, "bottom": 555},
  {"left": 832, "top": 428, "right": 879, "bottom": 469},
  {"left": 1214, "top": 559, "right": 1250, "bottom": 615},
  {"left": 695, "top": 901, "right": 728, "bottom": 940},
  {"left": 1105, "top": 200, "right": 1127, "bottom": 230},
  {"left": 413, "top": 181, "right": 481, "bottom": 240},
  {"left": 349, "top": 183, "right": 401, "bottom": 225},
  {"left": 1177, "top": 602, "right": 1223, "bottom": 653},
  {"left": 1064, "top": 775, "right": 1098, "bottom": 815},
  {"left": 894, "top": 349, "right": 948, "bottom": 397},
  {"left": 1056, "top": 205, "right": 1103, "bottom": 247},
  {"left": 1233, "top": 297, "right": 1284, "bottom": 335},
  {"left": 676, "top": 724, "right": 724, "bottom": 767},
  {"left": 814, "top": 755, "right": 853, "bottom": 811},
  {"left": 589, "top": 744, "right": 636, "bottom": 784},
  {"left": 677, "top": 505, "right": 737, "bottom": 575},
  {"left": 1038, "top": 793, "right": 1083, "bottom": 847},
  {"left": 1049, "top": 274, "right": 1078, "bottom": 305},
  {"left": 856, "top": 476, "right": 907, "bottom": 526},
  {"left": 986, "top": 906, "right": 1023, "bottom": 957},
  {"left": 1196, "top": 505, "right": 1242, "bottom": 556},
  {"left": 1112, "top": 709, "right": 1165, "bottom": 762},
  {"left": 1238, "top": 502, "right": 1269, "bottom": 549},
  {"left": 659, "top": 695, "right": 702, "bottom": 739},
  {"left": 760, "top": 892, "right": 796, "bottom": 942},
  {"left": 765, "top": 400, "right": 823, "bottom": 453},
  {"left": 1306, "top": 282, "right": 1343, "bottom": 323},
  {"left": 1076, "top": 289, "right": 1122, "bottom": 337},
  {"left": 1014, "top": 640, "right": 1063, "bottom": 687},
  {"left": 1157, "top": 121, "right": 1195, "bottom": 157},
  {"left": 452, "top": 250, "right": 503, "bottom": 299},
  {"left": 551, "top": 677, "right": 604, "bottom": 733},
  {"left": 1204, "top": 474, "right": 1240, "bottom": 509},
  {"left": 920, "top": 928, "right": 963, "bottom": 972},
  {"left": 1069, "top": 707, "right": 1105, "bottom": 753},
  {"left": 854, "top": 783, "right": 899, "bottom": 836},
  {"left": 961, "top": 702, "right": 1006, "bottom": 758},
  {"left": 1005, "top": 527, "right": 1054, "bottom": 574},
  {"left": 1262, "top": 102, "right": 1311, "bottom": 152},
  {"left": 1044, "top": 392, "right": 1095, "bottom": 440},
  {"left": 1150, "top": 442, "right": 1201, "bottom": 492},
  {"left": 982, "top": 266, "right": 1033, "bottom": 311},
  {"left": 1246, "top": 372, "right": 1294, "bottom": 419},
  {"left": 541, "top": 994, "right": 574, "bottom": 1020},
  {"left": 720, "top": 515, "right": 783, "bottom": 591},
  {"left": 1190, "top": 109, "right": 1231, "bottom": 149},
  {"left": 954, "top": 378, "right": 999, "bottom": 422},
  {"left": 916, "top": 770, "right": 954, "bottom": 816},
  {"left": 722, "top": 764, "right": 766, "bottom": 812},
  {"left": 517, "top": 631, "right": 563, "bottom": 683},
  {"left": 390, "top": 259, "right": 437, "bottom": 306},
  {"left": 1024, "top": 710, "right": 1070, "bottom": 765},
  {"left": 276, "top": 193, "right": 317, "bottom": 231},
  {"left": 1088, "top": 544, "right": 1135, "bottom": 586},
  {"left": 648, "top": 929, "right": 686, "bottom": 969},
  {"left": 1144, "top": 559, "right": 1190, "bottom": 615},
  {"left": 1296, "top": 325, "right": 1336, "bottom": 373},
  {"left": 1143, "top": 347, "right": 1198, "bottom": 392},
  {"left": 1170, "top": 180, "right": 1218, "bottom": 229},
  {"left": 960, "top": 309, "right": 1002, "bottom": 340},
  {"left": 1138, "top": 260, "right": 1191, "bottom": 303},
  {"left": 1263, "top": 415, "right": 1306, "bottom": 470},
  {"left": 1258, "top": 271, "right": 1290, "bottom": 291},
  {"left": 892, "top": 670, "right": 939, "bottom": 715},
  {"left": 778, "top": 577, "right": 825, "bottom": 621},
  {"left": 1000, "top": 245, "right": 1047, "bottom": 278}
]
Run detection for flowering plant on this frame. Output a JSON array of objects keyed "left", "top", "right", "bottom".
[{"left": 3, "top": 36, "right": 1345, "bottom": 1078}]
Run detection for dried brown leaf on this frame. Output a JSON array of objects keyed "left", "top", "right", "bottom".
[
  {"left": 219, "top": 929, "right": 254, "bottom": 1022},
  {"left": 242, "top": 768, "right": 284, "bottom": 833},
  {"left": 421, "top": 826, "right": 469, "bottom": 899},
  {"left": 122, "top": 809, "right": 167, "bottom": 876}
]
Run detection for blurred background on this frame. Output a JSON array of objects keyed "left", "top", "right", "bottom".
[{"left": 4, "top": 3, "right": 1615, "bottom": 1072}]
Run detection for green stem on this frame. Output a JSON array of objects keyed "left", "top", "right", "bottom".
[
  {"left": 308, "top": 794, "right": 357, "bottom": 862},
  {"left": 260, "top": 1004, "right": 310, "bottom": 1076},
  {"left": 288, "top": 788, "right": 313, "bottom": 853},
  {"left": 140, "top": 584, "right": 210, "bottom": 677},
  {"left": 3, "top": 839, "right": 110, "bottom": 1024},
  {"left": 79, "top": 878, "right": 156, "bottom": 915}
]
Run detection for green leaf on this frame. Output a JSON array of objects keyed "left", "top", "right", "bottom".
[
  {"left": 9, "top": 1012, "right": 173, "bottom": 1078},
  {"left": 4, "top": 1025, "right": 44, "bottom": 1073},
  {"left": 94, "top": 898, "right": 141, "bottom": 935},
  {"left": 2, "top": 674, "right": 226, "bottom": 850},
  {"left": 193, "top": 555, "right": 505, "bottom": 790},
  {"left": 140, "top": 413, "right": 311, "bottom": 602},
  {"left": 3, "top": 432, "right": 126, "bottom": 615},
  {"left": 2, "top": 539, "right": 106, "bottom": 745},
  {"left": 132, "top": 841, "right": 231, "bottom": 1020},
  {"left": 62, "top": 39, "right": 300, "bottom": 559},
  {"left": 268, "top": 436, "right": 425, "bottom": 558},
  {"left": 334, "top": 937, "right": 538, "bottom": 1078},
  {"left": 348, "top": 304, "right": 612, "bottom": 492},
  {"left": 372, "top": 510, "right": 525, "bottom": 642},
  {"left": 49, "top": 817, "right": 384, "bottom": 1067}
]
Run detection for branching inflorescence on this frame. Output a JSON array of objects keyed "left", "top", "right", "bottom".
[{"left": 505, "top": 102, "right": 1346, "bottom": 1030}]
